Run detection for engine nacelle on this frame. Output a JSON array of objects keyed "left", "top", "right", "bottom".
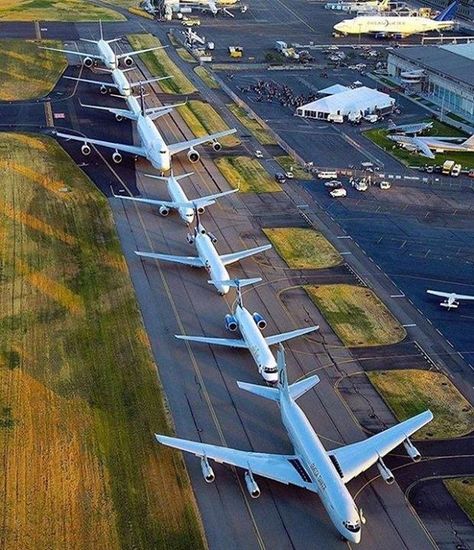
[
  {"left": 252, "top": 312, "right": 267, "bottom": 330},
  {"left": 403, "top": 439, "right": 421, "bottom": 462},
  {"left": 207, "top": 231, "right": 218, "bottom": 244},
  {"left": 212, "top": 141, "right": 222, "bottom": 152},
  {"left": 197, "top": 205, "right": 205, "bottom": 215},
  {"left": 100, "top": 85, "right": 108, "bottom": 95},
  {"left": 244, "top": 471, "right": 260, "bottom": 499},
  {"left": 377, "top": 458, "right": 394, "bottom": 484},
  {"left": 225, "top": 314, "right": 238, "bottom": 332},
  {"left": 112, "top": 151, "right": 122, "bottom": 164},
  {"left": 188, "top": 148, "right": 200, "bottom": 163},
  {"left": 81, "top": 143, "right": 91, "bottom": 156},
  {"left": 186, "top": 233, "right": 195, "bottom": 244},
  {"left": 123, "top": 55, "right": 133, "bottom": 67},
  {"left": 83, "top": 56, "right": 93, "bottom": 68},
  {"left": 115, "top": 114, "right": 124, "bottom": 122},
  {"left": 200, "top": 456, "right": 215, "bottom": 483},
  {"left": 159, "top": 205, "right": 170, "bottom": 217}
]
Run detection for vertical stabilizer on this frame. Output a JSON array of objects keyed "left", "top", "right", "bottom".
[{"left": 434, "top": 0, "right": 458, "bottom": 20}]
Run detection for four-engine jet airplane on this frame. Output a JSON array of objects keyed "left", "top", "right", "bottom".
[
  {"left": 113, "top": 171, "right": 237, "bottom": 224},
  {"left": 39, "top": 21, "right": 164, "bottom": 70},
  {"left": 333, "top": 0, "right": 458, "bottom": 37},
  {"left": 54, "top": 94, "right": 236, "bottom": 172},
  {"left": 387, "top": 120, "right": 433, "bottom": 135},
  {"left": 135, "top": 215, "right": 271, "bottom": 295},
  {"left": 156, "top": 345, "right": 433, "bottom": 544},
  {"left": 176, "top": 278, "right": 319, "bottom": 383},
  {"left": 427, "top": 289, "right": 474, "bottom": 310},
  {"left": 389, "top": 133, "right": 474, "bottom": 159}
]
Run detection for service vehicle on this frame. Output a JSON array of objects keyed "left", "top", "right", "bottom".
[
  {"left": 379, "top": 180, "right": 391, "bottom": 189},
  {"left": 285, "top": 171, "right": 294, "bottom": 179},
  {"left": 275, "top": 172, "right": 286, "bottom": 183},
  {"left": 317, "top": 170, "right": 338, "bottom": 179},
  {"left": 330, "top": 187, "right": 347, "bottom": 197},
  {"left": 255, "top": 150, "right": 263, "bottom": 158}
]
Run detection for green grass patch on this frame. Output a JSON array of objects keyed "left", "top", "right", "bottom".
[
  {"left": 176, "top": 48, "right": 197, "bottom": 63},
  {"left": 128, "top": 6, "right": 154, "bottom": 18},
  {"left": 0, "top": 39, "right": 67, "bottom": 101},
  {"left": 263, "top": 227, "right": 342, "bottom": 269},
  {"left": 227, "top": 104, "right": 276, "bottom": 145},
  {"left": 127, "top": 33, "right": 196, "bottom": 95},
  {"left": 305, "top": 284, "right": 406, "bottom": 347},
  {"left": 368, "top": 370, "right": 474, "bottom": 439},
  {"left": 0, "top": 132, "right": 204, "bottom": 549},
  {"left": 275, "top": 155, "right": 312, "bottom": 180},
  {"left": 215, "top": 156, "right": 281, "bottom": 193},
  {"left": 444, "top": 478, "right": 474, "bottom": 522},
  {"left": 194, "top": 66, "right": 220, "bottom": 89},
  {"left": 0, "top": 0, "right": 124, "bottom": 20}
]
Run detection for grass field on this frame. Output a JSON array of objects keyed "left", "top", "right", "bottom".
[
  {"left": 0, "top": 133, "right": 204, "bottom": 550},
  {"left": 178, "top": 100, "right": 240, "bottom": 148},
  {"left": 194, "top": 66, "right": 220, "bottom": 89},
  {"left": 128, "top": 6, "right": 154, "bottom": 18},
  {"left": 0, "top": 0, "right": 123, "bottom": 20},
  {"left": 227, "top": 103, "right": 277, "bottom": 145},
  {"left": 263, "top": 227, "right": 342, "bottom": 269},
  {"left": 128, "top": 34, "right": 196, "bottom": 95},
  {"left": 275, "top": 155, "right": 313, "bottom": 180},
  {"left": 0, "top": 39, "right": 67, "bottom": 101},
  {"left": 215, "top": 156, "right": 281, "bottom": 193},
  {"left": 368, "top": 370, "right": 474, "bottom": 439},
  {"left": 176, "top": 48, "right": 197, "bottom": 63},
  {"left": 305, "top": 284, "right": 406, "bottom": 347},
  {"left": 444, "top": 478, "right": 474, "bottom": 522}
]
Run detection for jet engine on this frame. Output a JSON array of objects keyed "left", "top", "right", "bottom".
[
  {"left": 212, "top": 141, "right": 222, "bottom": 152},
  {"left": 197, "top": 205, "right": 206, "bottom": 215},
  {"left": 186, "top": 233, "right": 195, "bottom": 245},
  {"left": 112, "top": 151, "right": 123, "bottom": 164},
  {"left": 100, "top": 85, "right": 108, "bottom": 95},
  {"left": 403, "top": 438, "right": 421, "bottom": 462},
  {"left": 252, "top": 312, "right": 267, "bottom": 330},
  {"left": 159, "top": 205, "right": 170, "bottom": 216},
  {"left": 83, "top": 57, "right": 93, "bottom": 68},
  {"left": 115, "top": 114, "right": 124, "bottom": 122},
  {"left": 81, "top": 143, "right": 91, "bottom": 156},
  {"left": 225, "top": 314, "right": 238, "bottom": 332},
  {"left": 123, "top": 56, "right": 133, "bottom": 67},
  {"left": 200, "top": 456, "right": 215, "bottom": 483},
  {"left": 376, "top": 458, "right": 394, "bottom": 484},
  {"left": 188, "top": 148, "right": 200, "bottom": 163},
  {"left": 244, "top": 471, "right": 260, "bottom": 499},
  {"left": 207, "top": 231, "right": 218, "bottom": 244}
]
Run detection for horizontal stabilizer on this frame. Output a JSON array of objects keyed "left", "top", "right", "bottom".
[
  {"left": 220, "top": 244, "right": 272, "bottom": 266},
  {"left": 265, "top": 325, "right": 319, "bottom": 346},
  {"left": 237, "top": 381, "right": 280, "bottom": 401},
  {"left": 145, "top": 171, "right": 194, "bottom": 182},
  {"left": 208, "top": 277, "right": 262, "bottom": 289},
  {"left": 288, "top": 375, "right": 320, "bottom": 400}
]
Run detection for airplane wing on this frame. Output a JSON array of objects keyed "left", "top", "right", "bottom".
[
  {"left": 412, "top": 137, "right": 435, "bottom": 159},
  {"left": 64, "top": 75, "right": 117, "bottom": 89},
  {"left": 328, "top": 410, "right": 433, "bottom": 484},
  {"left": 116, "top": 46, "right": 165, "bottom": 59},
  {"left": 38, "top": 46, "right": 102, "bottom": 59},
  {"left": 134, "top": 251, "right": 204, "bottom": 267},
  {"left": 265, "top": 326, "right": 319, "bottom": 346},
  {"left": 168, "top": 129, "right": 237, "bottom": 156},
  {"left": 78, "top": 102, "right": 138, "bottom": 120},
  {"left": 193, "top": 188, "right": 238, "bottom": 208},
  {"left": 427, "top": 290, "right": 474, "bottom": 301},
  {"left": 156, "top": 435, "right": 316, "bottom": 491},
  {"left": 175, "top": 334, "right": 248, "bottom": 348},
  {"left": 112, "top": 193, "right": 194, "bottom": 210},
  {"left": 54, "top": 132, "right": 145, "bottom": 157},
  {"left": 220, "top": 244, "right": 272, "bottom": 266}
]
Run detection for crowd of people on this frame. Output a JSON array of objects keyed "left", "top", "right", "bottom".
[{"left": 239, "top": 79, "right": 317, "bottom": 109}]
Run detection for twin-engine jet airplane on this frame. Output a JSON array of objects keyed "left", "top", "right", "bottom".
[
  {"left": 387, "top": 120, "right": 433, "bottom": 136},
  {"left": 135, "top": 215, "right": 271, "bottom": 295},
  {"left": 156, "top": 345, "right": 433, "bottom": 544},
  {"left": 389, "top": 133, "right": 474, "bottom": 159},
  {"left": 113, "top": 171, "right": 237, "bottom": 224},
  {"left": 39, "top": 21, "right": 164, "bottom": 70},
  {"left": 427, "top": 289, "right": 474, "bottom": 310},
  {"left": 54, "top": 95, "right": 236, "bottom": 172},
  {"left": 176, "top": 278, "right": 319, "bottom": 383}
]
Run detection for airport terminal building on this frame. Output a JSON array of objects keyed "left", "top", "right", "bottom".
[{"left": 387, "top": 44, "right": 474, "bottom": 124}]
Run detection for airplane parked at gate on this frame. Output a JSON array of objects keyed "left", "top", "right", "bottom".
[
  {"left": 389, "top": 133, "right": 474, "bottom": 159},
  {"left": 176, "top": 278, "right": 319, "bottom": 382},
  {"left": 333, "top": 0, "right": 458, "bottom": 37},
  {"left": 39, "top": 21, "right": 165, "bottom": 70},
  {"left": 156, "top": 345, "right": 433, "bottom": 543},
  {"left": 135, "top": 213, "right": 271, "bottom": 295},
  {"left": 387, "top": 120, "right": 433, "bottom": 136},
  {"left": 427, "top": 289, "right": 474, "bottom": 310},
  {"left": 113, "top": 171, "right": 237, "bottom": 225}
]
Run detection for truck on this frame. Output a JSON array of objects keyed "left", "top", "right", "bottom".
[
  {"left": 228, "top": 46, "right": 243, "bottom": 58},
  {"left": 328, "top": 113, "right": 344, "bottom": 123},
  {"left": 442, "top": 160, "right": 462, "bottom": 177},
  {"left": 275, "top": 40, "right": 300, "bottom": 60}
]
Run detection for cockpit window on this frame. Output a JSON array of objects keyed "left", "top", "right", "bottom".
[
  {"left": 160, "top": 150, "right": 166, "bottom": 154},
  {"left": 264, "top": 367, "right": 278, "bottom": 373},
  {"left": 343, "top": 521, "right": 361, "bottom": 533}
]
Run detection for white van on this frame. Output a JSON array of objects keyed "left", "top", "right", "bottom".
[
  {"left": 328, "top": 113, "right": 344, "bottom": 124},
  {"left": 330, "top": 188, "right": 347, "bottom": 198}
]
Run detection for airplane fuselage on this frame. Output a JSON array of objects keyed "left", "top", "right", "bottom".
[
  {"left": 234, "top": 305, "right": 278, "bottom": 383},
  {"left": 194, "top": 233, "right": 230, "bottom": 294},
  {"left": 280, "top": 393, "right": 362, "bottom": 543},
  {"left": 136, "top": 115, "right": 172, "bottom": 172},
  {"left": 334, "top": 15, "right": 454, "bottom": 35},
  {"left": 167, "top": 177, "right": 195, "bottom": 224},
  {"left": 112, "top": 68, "right": 132, "bottom": 96},
  {"left": 97, "top": 39, "right": 117, "bottom": 69}
]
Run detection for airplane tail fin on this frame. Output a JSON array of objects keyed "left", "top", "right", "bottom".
[
  {"left": 463, "top": 134, "right": 474, "bottom": 148},
  {"left": 434, "top": 0, "right": 458, "bottom": 20},
  {"left": 208, "top": 277, "right": 261, "bottom": 305},
  {"left": 378, "top": 0, "right": 389, "bottom": 9}
]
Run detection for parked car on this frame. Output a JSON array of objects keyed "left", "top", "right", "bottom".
[
  {"left": 379, "top": 180, "right": 391, "bottom": 190},
  {"left": 329, "top": 188, "right": 347, "bottom": 198},
  {"left": 285, "top": 171, "right": 294, "bottom": 179},
  {"left": 468, "top": 169, "right": 474, "bottom": 178},
  {"left": 324, "top": 180, "right": 342, "bottom": 188},
  {"left": 255, "top": 150, "right": 263, "bottom": 158},
  {"left": 275, "top": 172, "right": 286, "bottom": 183}
]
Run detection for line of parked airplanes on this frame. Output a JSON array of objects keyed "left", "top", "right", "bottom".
[{"left": 47, "top": 25, "right": 435, "bottom": 544}]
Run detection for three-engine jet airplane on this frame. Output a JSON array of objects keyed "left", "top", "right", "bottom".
[
  {"left": 54, "top": 94, "right": 236, "bottom": 172},
  {"left": 389, "top": 133, "right": 474, "bottom": 159},
  {"left": 176, "top": 278, "right": 319, "bottom": 383},
  {"left": 113, "top": 171, "right": 237, "bottom": 224},
  {"left": 427, "top": 289, "right": 474, "bottom": 310},
  {"left": 387, "top": 120, "right": 433, "bottom": 136},
  {"left": 156, "top": 345, "right": 433, "bottom": 544},
  {"left": 135, "top": 213, "right": 271, "bottom": 295},
  {"left": 39, "top": 21, "right": 165, "bottom": 70}
]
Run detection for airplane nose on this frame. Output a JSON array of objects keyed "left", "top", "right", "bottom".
[{"left": 218, "top": 285, "right": 230, "bottom": 296}]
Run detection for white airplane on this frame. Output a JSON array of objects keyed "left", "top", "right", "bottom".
[
  {"left": 135, "top": 214, "right": 271, "bottom": 295},
  {"left": 427, "top": 289, "right": 474, "bottom": 310},
  {"left": 39, "top": 21, "right": 164, "bottom": 70},
  {"left": 168, "top": 0, "right": 247, "bottom": 16},
  {"left": 113, "top": 171, "right": 237, "bottom": 224},
  {"left": 54, "top": 95, "right": 236, "bottom": 172},
  {"left": 176, "top": 278, "right": 319, "bottom": 383},
  {"left": 333, "top": 0, "right": 458, "bottom": 37},
  {"left": 64, "top": 67, "right": 171, "bottom": 97},
  {"left": 156, "top": 345, "right": 433, "bottom": 543},
  {"left": 387, "top": 120, "right": 433, "bottom": 135},
  {"left": 389, "top": 133, "right": 474, "bottom": 159},
  {"left": 325, "top": 0, "right": 390, "bottom": 14}
]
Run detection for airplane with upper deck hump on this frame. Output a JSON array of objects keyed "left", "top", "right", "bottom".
[
  {"left": 112, "top": 171, "right": 238, "bottom": 225},
  {"left": 156, "top": 345, "right": 433, "bottom": 543},
  {"left": 175, "top": 278, "right": 319, "bottom": 383},
  {"left": 134, "top": 212, "right": 271, "bottom": 295},
  {"left": 39, "top": 21, "right": 165, "bottom": 70},
  {"left": 427, "top": 289, "right": 474, "bottom": 310}
]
